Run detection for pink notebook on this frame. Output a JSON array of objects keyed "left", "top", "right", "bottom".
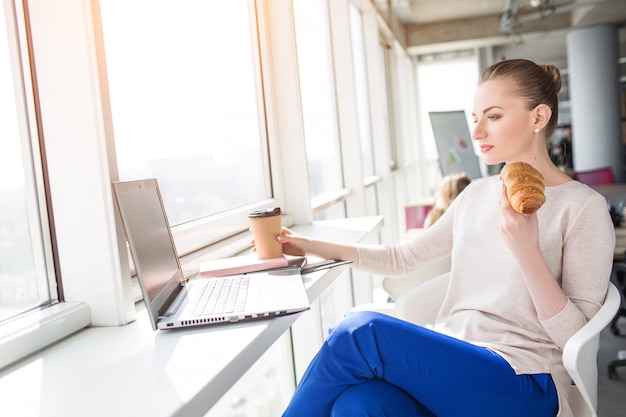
[{"left": 199, "top": 254, "right": 289, "bottom": 277}]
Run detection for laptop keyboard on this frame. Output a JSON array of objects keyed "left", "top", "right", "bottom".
[{"left": 189, "top": 275, "right": 250, "bottom": 316}]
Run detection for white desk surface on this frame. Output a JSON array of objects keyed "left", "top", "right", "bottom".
[{"left": 0, "top": 216, "right": 383, "bottom": 417}]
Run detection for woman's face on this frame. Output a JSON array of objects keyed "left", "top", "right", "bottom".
[{"left": 471, "top": 79, "right": 536, "bottom": 166}]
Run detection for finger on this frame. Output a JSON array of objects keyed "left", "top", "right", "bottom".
[
  {"left": 498, "top": 183, "right": 511, "bottom": 210},
  {"left": 500, "top": 183, "right": 524, "bottom": 217},
  {"left": 280, "top": 227, "right": 296, "bottom": 237}
]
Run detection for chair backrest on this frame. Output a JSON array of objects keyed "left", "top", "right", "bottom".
[
  {"left": 395, "top": 272, "right": 450, "bottom": 326},
  {"left": 573, "top": 166, "right": 616, "bottom": 186},
  {"left": 562, "top": 282, "right": 621, "bottom": 417}
]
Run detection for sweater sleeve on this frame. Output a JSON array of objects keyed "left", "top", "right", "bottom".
[
  {"left": 356, "top": 199, "right": 455, "bottom": 276},
  {"left": 539, "top": 192, "right": 615, "bottom": 349}
]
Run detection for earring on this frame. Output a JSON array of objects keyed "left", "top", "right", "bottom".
[{"left": 534, "top": 128, "right": 540, "bottom": 133}]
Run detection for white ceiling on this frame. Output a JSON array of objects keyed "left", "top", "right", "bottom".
[
  {"left": 394, "top": 0, "right": 517, "bottom": 24},
  {"left": 385, "top": 0, "right": 626, "bottom": 27},
  {"left": 376, "top": 0, "right": 625, "bottom": 51},
  {"left": 374, "top": 0, "right": 626, "bottom": 76}
]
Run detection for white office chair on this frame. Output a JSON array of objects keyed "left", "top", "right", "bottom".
[
  {"left": 382, "top": 255, "right": 451, "bottom": 301},
  {"left": 561, "top": 281, "right": 621, "bottom": 417},
  {"left": 349, "top": 255, "right": 451, "bottom": 315},
  {"left": 351, "top": 273, "right": 621, "bottom": 417}
]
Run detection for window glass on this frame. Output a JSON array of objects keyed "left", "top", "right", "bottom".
[
  {"left": 292, "top": 0, "right": 344, "bottom": 201},
  {"left": 0, "top": 3, "right": 55, "bottom": 322},
  {"left": 377, "top": 42, "right": 396, "bottom": 169},
  {"left": 319, "top": 270, "right": 353, "bottom": 336},
  {"left": 99, "top": 0, "right": 270, "bottom": 228},
  {"left": 415, "top": 54, "right": 479, "bottom": 192},
  {"left": 365, "top": 185, "right": 379, "bottom": 216},
  {"left": 396, "top": 44, "right": 419, "bottom": 167},
  {"left": 348, "top": 4, "right": 375, "bottom": 177},
  {"left": 313, "top": 202, "right": 346, "bottom": 221},
  {"left": 416, "top": 55, "right": 479, "bottom": 162},
  {"left": 206, "top": 334, "right": 294, "bottom": 416}
]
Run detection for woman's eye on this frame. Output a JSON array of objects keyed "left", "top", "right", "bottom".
[{"left": 487, "top": 114, "right": 500, "bottom": 120}]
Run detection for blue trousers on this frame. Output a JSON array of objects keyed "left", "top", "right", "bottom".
[{"left": 282, "top": 311, "right": 558, "bottom": 417}]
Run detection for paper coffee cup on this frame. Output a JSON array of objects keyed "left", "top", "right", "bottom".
[{"left": 248, "top": 208, "right": 283, "bottom": 259}]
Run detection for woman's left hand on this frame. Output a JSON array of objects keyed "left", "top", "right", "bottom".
[{"left": 498, "top": 182, "right": 569, "bottom": 321}]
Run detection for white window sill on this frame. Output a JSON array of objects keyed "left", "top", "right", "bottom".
[
  {"left": 0, "top": 301, "right": 91, "bottom": 371},
  {"left": 0, "top": 216, "right": 383, "bottom": 417}
]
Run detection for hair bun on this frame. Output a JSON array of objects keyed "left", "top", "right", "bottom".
[{"left": 540, "top": 64, "right": 562, "bottom": 94}]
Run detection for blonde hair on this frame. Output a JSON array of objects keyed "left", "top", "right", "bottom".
[{"left": 424, "top": 172, "right": 471, "bottom": 228}]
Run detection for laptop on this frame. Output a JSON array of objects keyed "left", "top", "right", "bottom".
[{"left": 112, "top": 178, "right": 310, "bottom": 330}]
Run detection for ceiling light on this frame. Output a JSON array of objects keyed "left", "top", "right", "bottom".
[{"left": 499, "top": 0, "right": 521, "bottom": 33}]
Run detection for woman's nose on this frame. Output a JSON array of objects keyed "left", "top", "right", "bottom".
[{"left": 471, "top": 120, "right": 485, "bottom": 141}]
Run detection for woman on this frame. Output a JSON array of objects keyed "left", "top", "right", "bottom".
[
  {"left": 423, "top": 172, "right": 471, "bottom": 228},
  {"left": 275, "top": 59, "right": 614, "bottom": 417}
]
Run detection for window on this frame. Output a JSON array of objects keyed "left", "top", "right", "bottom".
[
  {"left": 0, "top": 0, "right": 57, "bottom": 324},
  {"left": 0, "top": 0, "right": 90, "bottom": 372},
  {"left": 99, "top": 0, "right": 273, "bottom": 255},
  {"left": 376, "top": 41, "right": 397, "bottom": 171},
  {"left": 292, "top": 0, "right": 345, "bottom": 218},
  {"left": 416, "top": 53, "right": 480, "bottom": 192},
  {"left": 348, "top": 4, "right": 375, "bottom": 180}
]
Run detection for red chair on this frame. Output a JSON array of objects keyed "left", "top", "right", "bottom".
[
  {"left": 404, "top": 203, "right": 433, "bottom": 230},
  {"left": 573, "top": 166, "right": 615, "bottom": 186}
]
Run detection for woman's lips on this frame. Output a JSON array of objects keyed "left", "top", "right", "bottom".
[{"left": 479, "top": 144, "right": 493, "bottom": 154}]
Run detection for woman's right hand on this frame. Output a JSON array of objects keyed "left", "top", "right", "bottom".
[
  {"left": 276, "top": 227, "right": 310, "bottom": 257},
  {"left": 274, "top": 227, "right": 359, "bottom": 263}
]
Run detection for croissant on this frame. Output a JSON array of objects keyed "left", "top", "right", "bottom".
[{"left": 501, "top": 162, "right": 546, "bottom": 214}]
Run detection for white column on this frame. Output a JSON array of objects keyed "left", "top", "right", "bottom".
[{"left": 567, "top": 24, "right": 623, "bottom": 181}]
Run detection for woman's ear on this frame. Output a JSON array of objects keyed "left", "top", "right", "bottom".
[{"left": 533, "top": 104, "right": 552, "bottom": 131}]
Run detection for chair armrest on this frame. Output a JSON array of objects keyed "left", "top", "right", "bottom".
[
  {"left": 562, "top": 282, "right": 621, "bottom": 416},
  {"left": 382, "top": 255, "right": 451, "bottom": 301},
  {"left": 395, "top": 273, "right": 450, "bottom": 326}
]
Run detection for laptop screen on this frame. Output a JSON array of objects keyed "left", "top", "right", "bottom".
[{"left": 113, "top": 178, "right": 183, "bottom": 319}]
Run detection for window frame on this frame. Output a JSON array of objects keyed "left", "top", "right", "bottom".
[
  {"left": 167, "top": 0, "right": 315, "bottom": 256},
  {"left": 94, "top": 0, "right": 284, "bottom": 259},
  {"left": 292, "top": 0, "right": 347, "bottom": 215},
  {"left": 0, "top": 0, "right": 90, "bottom": 371},
  {"left": 2, "top": 0, "right": 57, "bottom": 306},
  {"left": 0, "top": 0, "right": 424, "bottom": 375}
]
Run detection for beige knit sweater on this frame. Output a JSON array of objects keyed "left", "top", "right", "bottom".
[{"left": 356, "top": 175, "right": 615, "bottom": 417}]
